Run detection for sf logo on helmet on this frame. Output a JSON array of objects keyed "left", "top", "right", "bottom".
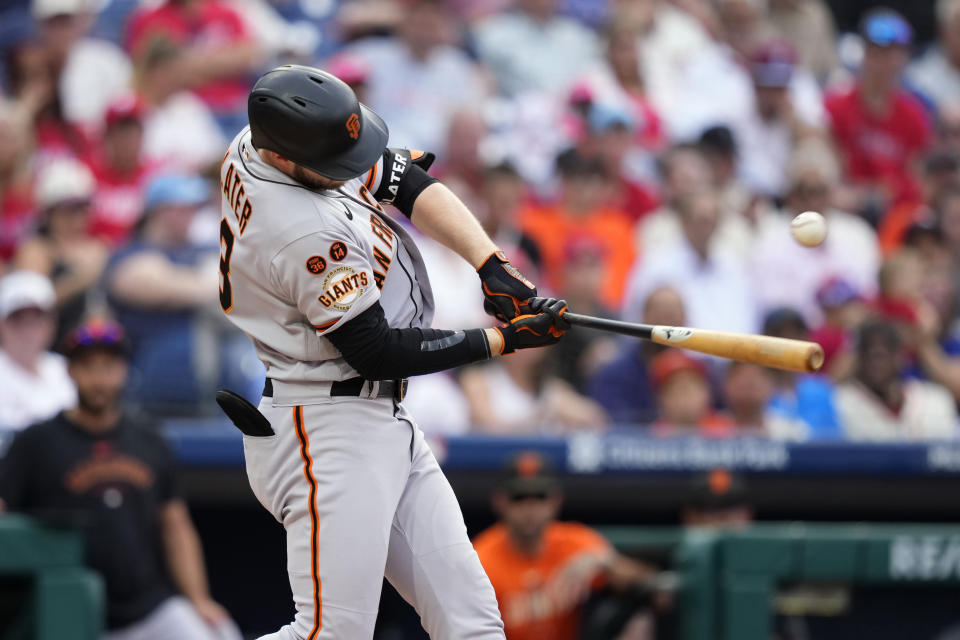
[{"left": 346, "top": 113, "right": 361, "bottom": 140}]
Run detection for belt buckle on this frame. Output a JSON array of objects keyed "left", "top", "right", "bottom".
[{"left": 394, "top": 378, "right": 408, "bottom": 402}]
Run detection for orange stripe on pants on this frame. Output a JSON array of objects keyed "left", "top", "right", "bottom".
[{"left": 294, "top": 406, "right": 322, "bottom": 639}]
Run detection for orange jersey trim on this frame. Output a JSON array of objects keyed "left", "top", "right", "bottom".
[
  {"left": 313, "top": 319, "right": 337, "bottom": 332},
  {"left": 364, "top": 162, "right": 378, "bottom": 191},
  {"left": 294, "top": 406, "right": 322, "bottom": 638}
]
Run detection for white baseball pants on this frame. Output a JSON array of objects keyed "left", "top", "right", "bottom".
[{"left": 243, "top": 394, "right": 505, "bottom": 640}]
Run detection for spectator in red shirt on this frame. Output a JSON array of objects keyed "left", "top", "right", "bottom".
[
  {"left": 5, "top": 34, "right": 94, "bottom": 169},
  {"left": 89, "top": 97, "right": 160, "bottom": 247},
  {"left": 125, "top": 0, "right": 261, "bottom": 135},
  {"left": 825, "top": 9, "right": 932, "bottom": 221},
  {"left": 650, "top": 350, "right": 733, "bottom": 438}
]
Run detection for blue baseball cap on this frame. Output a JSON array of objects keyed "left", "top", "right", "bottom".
[
  {"left": 860, "top": 9, "right": 912, "bottom": 47},
  {"left": 144, "top": 174, "right": 210, "bottom": 210},
  {"left": 588, "top": 103, "right": 635, "bottom": 133}
]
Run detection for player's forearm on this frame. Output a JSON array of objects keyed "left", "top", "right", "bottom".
[
  {"left": 161, "top": 501, "right": 213, "bottom": 604},
  {"left": 410, "top": 182, "right": 498, "bottom": 268}
]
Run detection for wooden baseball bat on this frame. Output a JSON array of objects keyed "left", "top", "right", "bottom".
[{"left": 564, "top": 312, "right": 824, "bottom": 373}]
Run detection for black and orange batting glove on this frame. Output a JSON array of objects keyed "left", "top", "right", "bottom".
[
  {"left": 493, "top": 297, "right": 570, "bottom": 354},
  {"left": 477, "top": 250, "right": 537, "bottom": 322}
]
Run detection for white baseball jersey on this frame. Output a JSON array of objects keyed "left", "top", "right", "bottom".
[{"left": 217, "top": 126, "right": 435, "bottom": 383}]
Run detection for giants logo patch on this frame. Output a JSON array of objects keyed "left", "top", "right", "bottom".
[
  {"left": 346, "top": 113, "right": 361, "bottom": 140},
  {"left": 318, "top": 266, "right": 369, "bottom": 310}
]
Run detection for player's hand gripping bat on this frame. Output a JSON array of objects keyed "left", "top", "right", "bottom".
[{"left": 564, "top": 312, "right": 824, "bottom": 373}]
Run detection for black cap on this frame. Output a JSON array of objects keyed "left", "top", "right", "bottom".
[
  {"left": 498, "top": 451, "right": 560, "bottom": 497},
  {"left": 698, "top": 125, "right": 737, "bottom": 157},
  {"left": 248, "top": 65, "right": 389, "bottom": 181}
]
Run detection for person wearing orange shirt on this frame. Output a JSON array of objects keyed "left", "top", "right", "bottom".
[
  {"left": 518, "top": 149, "right": 636, "bottom": 309},
  {"left": 474, "top": 452, "right": 657, "bottom": 640}
]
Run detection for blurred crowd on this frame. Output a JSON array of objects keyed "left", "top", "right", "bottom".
[{"left": 2, "top": 0, "right": 960, "bottom": 442}]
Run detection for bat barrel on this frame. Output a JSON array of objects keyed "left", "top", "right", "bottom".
[
  {"left": 648, "top": 326, "right": 825, "bottom": 373},
  {"left": 564, "top": 313, "right": 824, "bottom": 373}
]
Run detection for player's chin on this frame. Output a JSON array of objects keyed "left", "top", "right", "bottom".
[{"left": 292, "top": 165, "right": 348, "bottom": 191}]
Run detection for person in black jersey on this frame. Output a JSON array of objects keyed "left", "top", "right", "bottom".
[{"left": 0, "top": 318, "right": 239, "bottom": 640}]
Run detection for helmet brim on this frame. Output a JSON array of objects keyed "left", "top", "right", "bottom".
[{"left": 303, "top": 103, "right": 389, "bottom": 181}]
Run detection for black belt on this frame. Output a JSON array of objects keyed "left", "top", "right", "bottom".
[{"left": 262, "top": 377, "right": 408, "bottom": 401}]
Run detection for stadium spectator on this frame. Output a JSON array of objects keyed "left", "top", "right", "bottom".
[
  {"left": 461, "top": 346, "right": 608, "bottom": 435},
  {"left": 474, "top": 452, "right": 658, "bottom": 640},
  {"left": 936, "top": 102, "right": 960, "bottom": 154},
  {"left": 125, "top": 0, "right": 262, "bottom": 136},
  {"left": 937, "top": 183, "right": 960, "bottom": 266},
  {"left": 825, "top": 9, "right": 932, "bottom": 217},
  {"left": 682, "top": 469, "right": 754, "bottom": 529},
  {"left": 32, "top": 0, "right": 132, "bottom": 130},
  {"left": 631, "top": 0, "right": 713, "bottom": 122},
  {"left": 5, "top": 31, "right": 95, "bottom": 168},
  {"left": 0, "top": 318, "right": 241, "bottom": 639},
  {"left": 767, "top": 0, "right": 839, "bottom": 83},
  {"left": 751, "top": 139, "right": 880, "bottom": 323},
  {"left": 874, "top": 249, "right": 936, "bottom": 333},
  {"left": 104, "top": 173, "right": 222, "bottom": 414},
  {"left": 576, "top": 103, "right": 659, "bottom": 223},
  {"left": 906, "top": 0, "right": 960, "bottom": 112},
  {"left": 89, "top": 96, "right": 159, "bottom": 247},
  {"left": 589, "top": 285, "right": 685, "bottom": 425},
  {"left": 635, "top": 144, "right": 748, "bottom": 257},
  {"left": 0, "top": 270, "right": 75, "bottom": 432},
  {"left": 574, "top": 17, "right": 666, "bottom": 152},
  {"left": 878, "top": 149, "right": 960, "bottom": 256},
  {"left": 731, "top": 40, "right": 827, "bottom": 199},
  {"left": 721, "top": 361, "right": 808, "bottom": 440},
  {"left": 346, "top": 0, "right": 487, "bottom": 152},
  {"left": 0, "top": 100, "right": 36, "bottom": 263},
  {"left": 432, "top": 109, "right": 488, "bottom": 212},
  {"left": 551, "top": 236, "right": 619, "bottom": 392},
  {"left": 808, "top": 277, "right": 869, "bottom": 378},
  {"left": 662, "top": 0, "right": 824, "bottom": 143},
  {"left": 697, "top": 125, "right": 765, "bottom": 253},
  {"left": 762, "top": 308, "right": 841, "bottom": 439},
  {"left": 625, "top": 187, "right": 757, "bottom": 333},
  {"left": 472, "top": 0, "right": 600, "bottom": 97},
  {"left": 478, "top": 162, "right": 542, "bottom": 276},
  {"left": 837, "top": 320, "right": 957, "bottom": 441},
  {"left": 15, "top": 159, "right": 107, "bottom": 343},
  {"left": 519, "top": 149, "right": 635, "bottom": 309},
  {"left": 132, "top": 38, "right": 226, "bottom": 172},
  {"left": 649, "top": 350, "right": 733, "bottom": 438}
]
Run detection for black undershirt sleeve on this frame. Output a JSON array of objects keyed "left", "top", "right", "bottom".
[{"left": 325, "top": 301, "right": 492, "bottom": 379}]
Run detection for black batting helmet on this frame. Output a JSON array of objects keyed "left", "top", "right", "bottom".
[{"left": 248, "top": 65, "right": 389, "bottom": 181}]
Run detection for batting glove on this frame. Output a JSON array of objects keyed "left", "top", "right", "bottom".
[
  {"left": 494, "top": 297, "right": 570, "bottom": 354},
  {"left": 477, "top": 251, "right": 537, "bottom": 322}
]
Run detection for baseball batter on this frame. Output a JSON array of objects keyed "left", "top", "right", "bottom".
[{"left": 215, "top": 65, "right": 570, "bottom": 640}]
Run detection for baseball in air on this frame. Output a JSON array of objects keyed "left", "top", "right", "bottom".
[{"left": 791, "top": 211, "right": 827, "bottom": 247}]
